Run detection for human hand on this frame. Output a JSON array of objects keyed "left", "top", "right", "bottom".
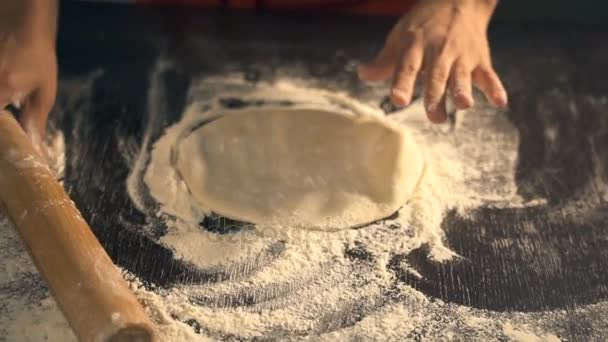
[
  {"left": 358, "top": 0, "right": 507, "bottom": 123},
  {"left": 0, "top": 0, "right": 58, "bottom": 142}
]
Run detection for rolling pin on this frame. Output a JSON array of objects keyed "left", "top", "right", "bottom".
[{"left": 0, "top": 110, "right": 156, "bottom": 342}]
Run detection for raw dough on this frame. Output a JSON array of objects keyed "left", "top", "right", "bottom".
[{"left": 176, "top": 108, "right": 424, "bottom": 230}]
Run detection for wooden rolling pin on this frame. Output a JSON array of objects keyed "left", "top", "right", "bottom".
[{"left": 0, "top": 110, "right": 156, "bottom": 342}]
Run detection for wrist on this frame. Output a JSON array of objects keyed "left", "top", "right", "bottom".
[
  {"left": 476, "top": 0, "right": 498, "bottom": 15},
  {"left": 413, "top": 0, "right": 498, "bottom": 17},
  {"left": 454, "top": 0, "right": 497, "bottom": 28}
]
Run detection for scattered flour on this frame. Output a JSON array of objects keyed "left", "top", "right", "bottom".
[
  {"left": 1, "top": 67, "right": 598, "bottom": 341},
  {"left": 132, "top": 76, "right": 525, "bottom": 267},
  {"left": 2, "top": 296, "right": 75, "bottom": 342},
  {"left": 502, "top": 323, "right": 561, "bottom": 342},
  {"left": 121, "top": 72, "right": 563, "bottom": 340}
]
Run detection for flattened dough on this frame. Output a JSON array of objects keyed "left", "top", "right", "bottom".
[{"left": 176, "top": 108, "right": 424, "bottom": 230}]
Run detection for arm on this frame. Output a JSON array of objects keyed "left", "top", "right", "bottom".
[
  {"left": 0, "top": 0, "right": 58, "bottom": 141},
  {"left": 359, "top": 0, "right": 506, "bottom": 123}
]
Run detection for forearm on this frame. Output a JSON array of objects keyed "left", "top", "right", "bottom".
[
  {"left": 24, "top": 0, "right": 58, "bottom": 33},
  {"left": 1, "top": 0, "right": 58, "bottom": 45}
]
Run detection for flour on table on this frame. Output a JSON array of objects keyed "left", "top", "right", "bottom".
[
  {"left": 133, "top": 78, "right": 507, "bottom": 266},
  {"left": 502, "top": 322, "right": 561, "bottom": 342},
  {"left": 0, "top": 68, "right": 576, "bottom": 341},
  {"left": 122, "top": 72, "right": 563, "bottom": 341}
]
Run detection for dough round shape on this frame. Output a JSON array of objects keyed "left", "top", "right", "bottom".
[{"left": 176, "top": 108, "right": 424, "bottom": 230}]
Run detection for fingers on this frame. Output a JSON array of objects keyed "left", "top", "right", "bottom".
[
  {"left": 423, "top": 45, "right": 455, "bottom": 123},
  {"left": 0, "top": 38, "right": 58, "bottom": 142},
  {"left": 390, "top": 33, "right": 423, "bottom": 107},
  {"left": 361, "top": 21, "right": 508, "bottom": 124},
  {"left": 472, "top": 65, "right": 508, "bottom": 108},
  {"left": 449, "top": 59, "right": 474, "bottom": 110},
  {"left": 0, "top": 69, "right": 38, "bottom": 110},
  {"left": 357, "top": 50, "right": 395, "bottom": 82},
  {"left": 0, "top": 83, "right": 20, "bottom": 109},
  {"left": 426, "top": 92, "right": 448, "bottom": 123}
]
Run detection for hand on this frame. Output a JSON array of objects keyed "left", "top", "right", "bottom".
[
  {"left": 0, "top": 0, "right": 58, "bottom": 142},
  {"left": 358, "top": 0, "right": 507, "bottom": 123}
]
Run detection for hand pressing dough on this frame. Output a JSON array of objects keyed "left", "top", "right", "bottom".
[{"left": 176, "top": 108, "right": 424, "bottom": 230}]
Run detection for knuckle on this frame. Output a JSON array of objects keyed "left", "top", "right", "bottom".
[
  {"left": 402, "top": 30, "right": 419, "bottom": 42},
  {"left": 430, "top": 68, "right": 449, "bottom": 84},
  {"left": 455, "top": 67, "right": 471, "bottom": 79},
  {"left": 425, "top": 82, "right": 443, "bottom": 96},
  {"left": 395, "top": 76, "right": 411, "bottom": 89},
  {"left": 393, "top": 76, "right": 412, "bottom": 90},
  {"left": 398, "top": 62, "right": 418, "bottom": 76},
  {"left": 452, "top": 75, "right": 467, "bottom": 88},
  {"left": 404, "top": 28, "right": 424, "bottom": 40}
]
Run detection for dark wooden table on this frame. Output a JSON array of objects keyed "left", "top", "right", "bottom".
[{"left": 45, "top": 2, "right": 608, "bottom": 340}]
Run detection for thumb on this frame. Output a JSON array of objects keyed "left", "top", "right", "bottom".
[
  {"left": 358, "top": 24, "right": 404, "bottom": 82},
  {"left": 358, "top": 45, "right": 398, "bottom": 82},
  {"left": 0, "top": 68, "right": 39, "bottom": 102}
]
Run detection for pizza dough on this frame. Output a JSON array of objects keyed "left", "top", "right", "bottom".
[{"left": 176, "top": 108, "right": 424, "bottom": 230}]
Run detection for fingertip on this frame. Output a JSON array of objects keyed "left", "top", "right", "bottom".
[
  {"left": 485, "top": 90, "right": 507, "bottom": 109},
  {"left": 493, "top": 90, "right": 508, "bottom": 108},
  {"left": 390, "top": 88, "right": 411, "bottom": 107},
  {"left": 426, "top": 104, "right": 448, "bottom": 123},
  {"left": 454, "top": 91, "right": 474, "bottom": 110},
  {"left": 427, "top": 110, "right": 448, "bottom": 124},
  {"left": 424, "top": 92, "right": 448, "bottom": 123},
  {"left": 473, "top": 66, "right": 508, "bottom": 108}
]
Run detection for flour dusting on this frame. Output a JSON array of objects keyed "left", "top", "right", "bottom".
[
  {"left": 2, "top": 68, "right": 603, "bottom": 341},
  {"left": 121, "top": 73, "right": 561, "bottom": 341},
  {"left": 502, "top": 323, "right": 561, "bottom": 342}
]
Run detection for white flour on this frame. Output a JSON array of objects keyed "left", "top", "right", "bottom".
[
  {"left": 130, "top": 77, "right": 525, "bottom": 266},
  {"left": 502, "top": 323, "right": 561, "bottom": 342},
  {"left": 0, "top": 68, "right": 599, "bottom": 341},
  {"left": 122, "top": 73, "right": 562, "bottom": 341}
]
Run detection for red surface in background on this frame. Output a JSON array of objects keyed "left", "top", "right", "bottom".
[{"left": 136, "top": 0, "right": 415, "bottom": 15}]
